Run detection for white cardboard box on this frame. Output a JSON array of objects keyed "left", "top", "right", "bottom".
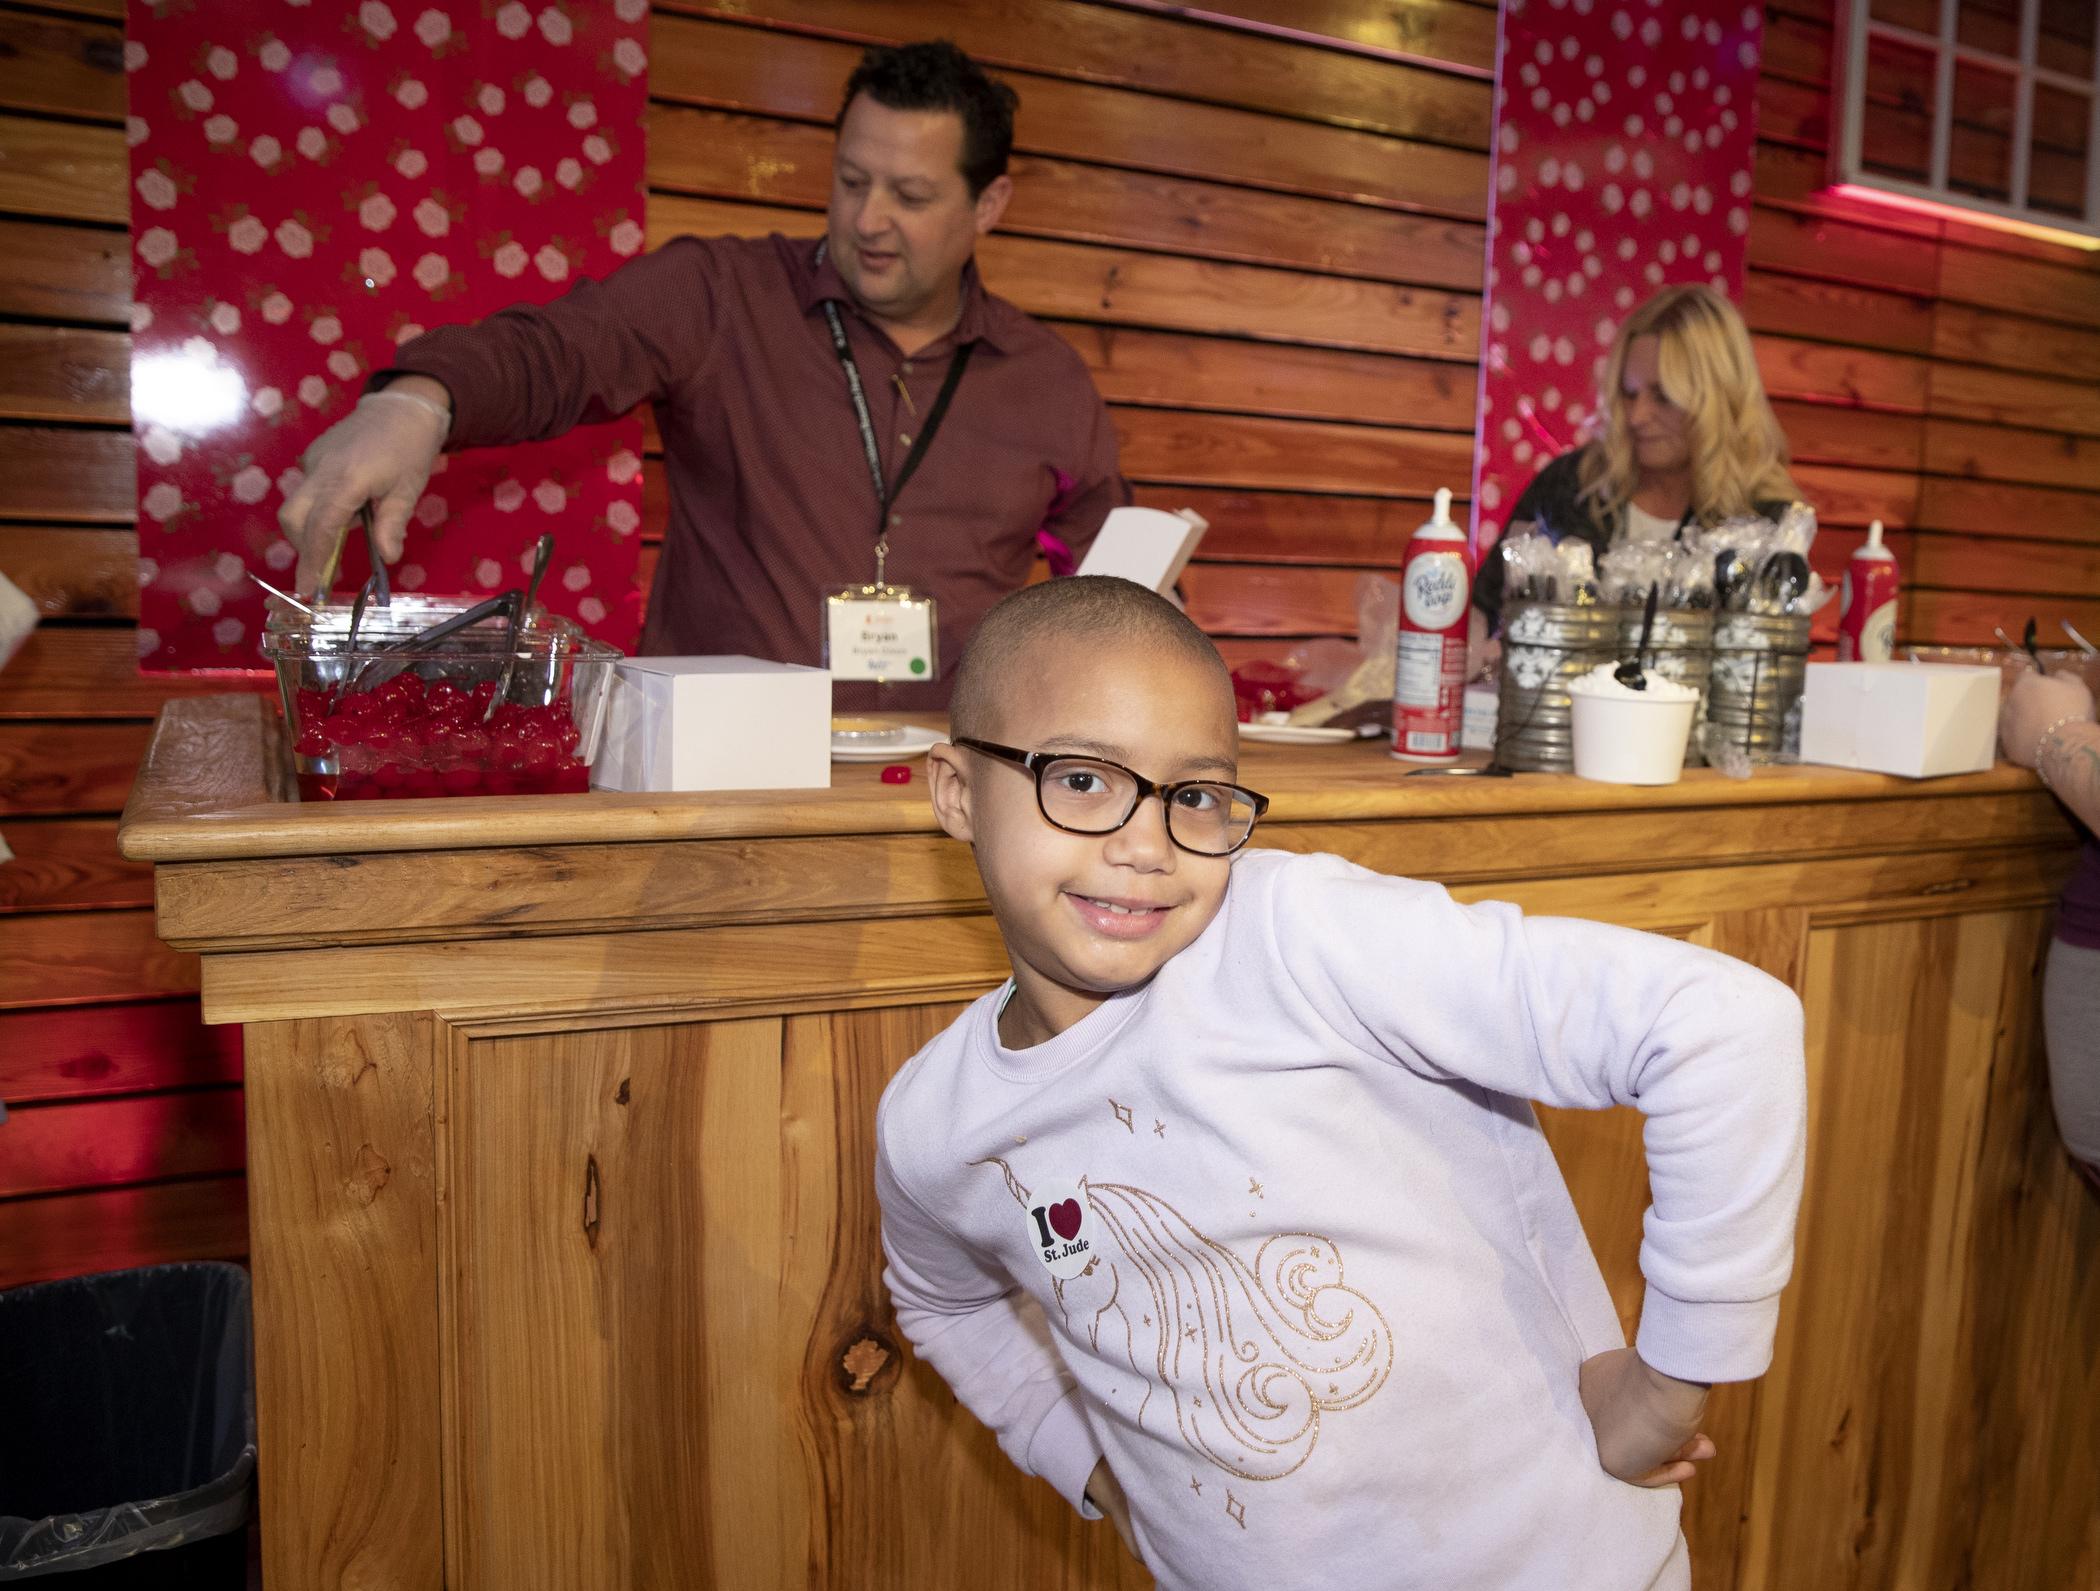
[
  {"left": 1798, "top": 662, "right": 1998, "bottom": 778},
  {"left": 1075, "top": 506, "right": 1208, "bottom": 592},
  {"left": 591, "top": 655, "right": 831, "bottom": 792}
]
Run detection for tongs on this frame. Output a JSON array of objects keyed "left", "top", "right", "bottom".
[{"left": 334, "top": 532, "right": 556, "bottom": 705}]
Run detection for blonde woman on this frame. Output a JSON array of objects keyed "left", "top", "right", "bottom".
[{"left": 1475, "top": 284, "right": 1803, "bottom": 620}]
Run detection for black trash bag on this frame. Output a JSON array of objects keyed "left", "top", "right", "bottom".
[{"left": 0, "top": 1263, "right": 255, "bottom": 1580}]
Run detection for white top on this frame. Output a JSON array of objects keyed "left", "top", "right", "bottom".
[
  {"left": 1623, "top": 501, "right": 1684, "bottom": 543},
  {"left": 876, "top": 848, "right": 1807, "bottom": 1591}
]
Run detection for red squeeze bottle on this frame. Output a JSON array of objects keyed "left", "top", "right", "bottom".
[
  {"left": 1837, "top": 518, "right": 1899, "bottom": 662},
  {"left": 1392, "top": 487, "right": 1472, "bottom": 763}
]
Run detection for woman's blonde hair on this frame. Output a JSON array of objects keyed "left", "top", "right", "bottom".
[{"left": 1577, "top": 284, "right": 1799, "bottom": 527}]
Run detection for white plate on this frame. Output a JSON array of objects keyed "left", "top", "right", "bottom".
[
  {"left": 831, "top": 725, "right": 944, "bottom": 762},
  {"left": 1238, "top": 721, "right": 1361, "bottom": 745}
]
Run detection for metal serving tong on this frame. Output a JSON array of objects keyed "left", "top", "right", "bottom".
[
  {"left": 335, "top": 531, "right": 558, "bottom": 704},
  {"left": 484, "top": 533, "right": 554, "bottom": 722},
  {"left": 309, "top": 502, "right": 390, "bottom": 608}
]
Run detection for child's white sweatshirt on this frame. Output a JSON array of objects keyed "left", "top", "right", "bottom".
[{"left": 876, "top": 849, "right": 1807, "bottom": 1590}]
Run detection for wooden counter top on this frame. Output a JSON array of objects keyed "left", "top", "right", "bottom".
[{"left": 120, "top": 693, "right": 2057, "bottom": 862}]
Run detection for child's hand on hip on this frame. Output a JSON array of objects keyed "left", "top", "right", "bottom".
[
  {"left": 1085, "top": 1457, "right": 1137, "bottom": 1556},
  {"left": 1578, "top": 1347, "right": 1716, "bottom": 1486}
]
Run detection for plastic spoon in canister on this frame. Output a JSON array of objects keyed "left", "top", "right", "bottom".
[
  {"left": 1755, "top": 551, "right": 1810, "bottom": 614},
  {"left": 1614, "top": 583, "right": 1659, "bottom": 691},
  {"left": 1714, "top": 548, "right": 1748, "bottom": 611}
]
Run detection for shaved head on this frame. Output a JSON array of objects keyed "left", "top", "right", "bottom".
[{"left": 949, "top": 577, "right": 1233, "bottom": 742}]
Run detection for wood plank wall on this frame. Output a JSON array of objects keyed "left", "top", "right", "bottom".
[
  {"left": 635, "top": 0, "right": 1499, "bottom": 662},
  {"left": 0, "top": 0, "right": 253, "bottom": 1288},
  {"left": 1752, "top": 0, "right": 2100, "bottom": 646},
  {"left": 3, "top": 0, "right": 2096, "bottom": 1286}
]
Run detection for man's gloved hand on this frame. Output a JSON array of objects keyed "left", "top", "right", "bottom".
[{"left": 279, "top": 378, "right": 451, "bottom": 595}]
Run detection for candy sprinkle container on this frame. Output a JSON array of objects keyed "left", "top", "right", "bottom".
[{"left": 262, "top": 593, "right": 619, "bottom": 802}]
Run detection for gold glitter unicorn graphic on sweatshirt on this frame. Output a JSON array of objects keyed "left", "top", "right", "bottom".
[{"left": 974, "top": 1158, "right": 1393, "bottom": 1483}]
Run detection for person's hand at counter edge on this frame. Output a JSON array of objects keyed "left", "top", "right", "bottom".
[{"left": 280, "top": 373, "right": 454, "bottom": 595}]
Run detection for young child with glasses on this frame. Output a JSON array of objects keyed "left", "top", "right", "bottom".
[{"left": 879, "top": 576, "right": 1806, "bottom": 1590}]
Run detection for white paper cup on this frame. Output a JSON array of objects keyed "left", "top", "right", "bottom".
[{"left": 1571, "top": 689, "right": 1698, "bottom": 784}]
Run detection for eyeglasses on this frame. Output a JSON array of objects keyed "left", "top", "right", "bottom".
[{"left": 953, "top": 738, "right": 1269, "bottom": 857}]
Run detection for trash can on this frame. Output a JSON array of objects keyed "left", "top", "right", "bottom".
[{"left": 0, "top": 1263, "right": 255, "bottom": 1583}]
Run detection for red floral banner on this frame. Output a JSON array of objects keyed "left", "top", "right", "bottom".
[
  {"left": 1474, "top": 0, "right": 1764, "bottom": 554},
  {"left": 126, "top": 0, "right": 649, "bottom": 674}
]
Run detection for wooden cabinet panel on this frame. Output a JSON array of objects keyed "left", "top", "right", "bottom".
[
  {"left": 1745, "top": 909, "right": 2099, "bottom": 1591},
  {"left": 443, "top": 1018, "right": 797, "bottom": 1586},
  {"left": 441, "top": 1007, "right": 1144, "bottom": 1589},
  {"left": 246, "top": 1012, "right": 444, "bottom": 1591}
]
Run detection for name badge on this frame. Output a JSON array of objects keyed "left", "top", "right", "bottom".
[{"left": 824, "top": 586, "right": 939, "bottom": 683}]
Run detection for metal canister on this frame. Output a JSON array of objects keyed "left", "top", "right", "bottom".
[
  {"left": 1707, "top": 613, "right": 1811, "bottom": 765},
  {"left": 1497, "top": 602, "right": 1618, "bottom": 772},
  {"left": 1619, "top": 608, "right": 1716, "bottom": 767}
]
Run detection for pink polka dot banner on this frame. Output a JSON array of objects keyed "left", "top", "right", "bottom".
[
  {"left": 1473, "top": 0, "right": 1764, "bottom": 553},
  {"left": 126, "top": 0, "right": 650, "bottom": 674}
]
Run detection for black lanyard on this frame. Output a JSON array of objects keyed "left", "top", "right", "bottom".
[{"left": 820, "top": 297, "right": 974, "bottom": 550}]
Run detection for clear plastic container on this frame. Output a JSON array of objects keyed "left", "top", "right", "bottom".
[{"left": 259, "top": 595, "right": 620, "bottom": 801}]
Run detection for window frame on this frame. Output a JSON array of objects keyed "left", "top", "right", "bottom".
[{"left": 1833, "top": 0, "right": 2100, "bottom": 242}]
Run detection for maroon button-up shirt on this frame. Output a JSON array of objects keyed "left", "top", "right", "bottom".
[{"left": 387, "top": 233, "right": 1129, "bottom": 707}]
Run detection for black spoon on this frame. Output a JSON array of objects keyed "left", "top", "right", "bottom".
[{"left": 1615, "top": 583, "right": 1659, "bottom": 691}]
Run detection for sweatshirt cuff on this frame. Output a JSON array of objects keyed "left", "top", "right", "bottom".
[
  {"left": 1027, "top": 1389, "right": 1102, "bottom": 1518},
  {"left": 1634, "top": 1289, "right": 1782, "bottom": 1384}
]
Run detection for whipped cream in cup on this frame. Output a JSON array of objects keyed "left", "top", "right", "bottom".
[
  {"left": 1569, "top": 665, "right": 1700, "bottom": 783},
  {"left": 1568, "top": 663, "right": 1700, "bottom": 703}
]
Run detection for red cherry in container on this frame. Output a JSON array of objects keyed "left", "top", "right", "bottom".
[{"left": 293, "top": 727, "right": 330, "bottom": 758}]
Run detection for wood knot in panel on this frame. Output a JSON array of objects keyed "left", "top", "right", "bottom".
[
  {"left": 840, "top": 1334, "right": 894, "bottom": 1396},
  {"left": 347, "top": 1144, "right": 391, "bottom": 1207}
]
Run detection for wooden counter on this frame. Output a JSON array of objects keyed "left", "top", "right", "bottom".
[{"left": 120, "top": 697, "right": 2099, "bottom": 1591}]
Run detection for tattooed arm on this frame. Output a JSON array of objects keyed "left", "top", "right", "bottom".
[{"left": 2001, "top": 670, "right": 2100, "bottom": 831}]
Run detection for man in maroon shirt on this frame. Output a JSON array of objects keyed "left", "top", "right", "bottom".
[{"left": 279, "top": 41, "right": 1130, "bottom": 707}]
